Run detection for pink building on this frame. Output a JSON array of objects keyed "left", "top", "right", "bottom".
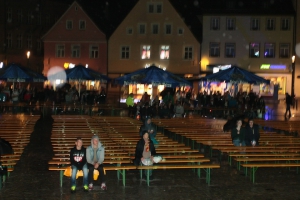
[{"left": 42, "top": 1, "right": 107, "bottom": 76}]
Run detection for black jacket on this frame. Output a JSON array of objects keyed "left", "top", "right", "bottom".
[
  {"left": 245, "top": 124, "right": 260, "bottom": 146},
  {"left": 133, "top": 139, "right": 156, "bottom": 166},
  {"left": 70, "top": 146, "right": 87, "bottom": 170}
]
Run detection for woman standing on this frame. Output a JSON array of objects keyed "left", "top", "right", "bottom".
[{"left": 231, "top": 119, "right": 246, "bottom": 146}]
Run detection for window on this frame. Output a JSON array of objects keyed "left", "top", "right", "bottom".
[
  {"left": 138, "top": 24, "right": 146, "bottom": 34},
  {"left": 71, "top": 45, "right": 80, "bottom": 58},
  {"left": 178, "top": 28, "right": 184, "bottom": 35},
  {"left": 152, "top": 24, "right": 159, "bottom": 34},
  {"left": 27, "top": 11, "right": 33, "bottom": 24},
  {"left": 66, "top": 20, "right": 73, "bottom": 30},
  {"left": 251, "top": 18, "right": 260, "bottom": 30},
  {"left": 279, "top": 43, "right": 290, "bottom": 58},
  {"left": 264, "top": 43, "right": 275, "bottom": 58},
  {"left": 7, "top": 8, "right": 12, "bottom": 23},
  {"left": 281, "top": 18, "right": 290, "bottom": 30},
  {"left": 17, "top": 10, "right": 22, "bottom": 23},
  {"left": 79, "top": 20, "right": 86, "bottom": 30},
  {"left": 148, "top": 2, "right": 162, "bottom": 13},
  {"left": 37, "top": 14, "right": 41, "bottom": 25},
  {"left": 56, "top": 45, "right": 65, "bottom": 57},
  {"left": 160, "top": 45, "right": 170, "bottom": 59},
  {"left": 27, "top": 35, "right": 32, "bottom": 49},
  {"left": 17, "top": 34, "right": 22, "bottom": 49},
  {"left": 249, "top": 43, "right": 260, "bottom": 58},
  {"left": 225, "top": 43, "right": 235, "bottom": 57},
  {"left": 6, "top": 33, "right": 12, "bottom": 48},
  {"left": 266, "top": 18, "right": 275, "bottom": 30},
  {"left": 226, "top": 18, "right": 235, "bottom": 30},
  {"left": 90, "top": 45, "right": 99, "bottom": 58},
  {"left": 121, "top": 46, "right": 130, "bottom": 59},
  {"left": 184, "top": 46, "right": 193, "bottom": 60},
  {"left": 209, "top": 43, "right": 220, "bottom": 57},
  {"left": 211, "top": 18, "right": 220, "bottom": 30},
  {"left": 165, "top": 24, "right": 172, "bottom": 34},
  {"left": 141, "top": 45, "right": 151, "bottom": 59},
  {"left": 127, "top": 27, "right": 133, "bottom": 35}
]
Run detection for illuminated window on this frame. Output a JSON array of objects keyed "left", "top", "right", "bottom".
[
  {"left": 251, "top": 18, "right": 260, "bottom": 30},
  {"left": 210, "top": 18, "right": 220, "bottom": 30},
  {"left": 160, "top": 45, "right": 169, "bottom": 59},
  {"left": 121, "top": 46, "right": 130, "bottom": 59},
  {"left": 249, "top": 42, "right": 260, "bottom": 58},
  {"left": 56, "top": 45, "right": 65, "bottom": 57},
  {"left": 90, "top": 45, "right": 98, "bottom": 58},
  {"left": 226, "top": 18, "right": 235, "bottom": 30},
  {"left": 264, "top": 43, "right": 275, "bottom": 58},
  {"left": 71, "top": 45, "right": 80, "bottom": 58},
  {"left": 184, "top": 46, "right": 193, "bottom": 60},
  {"left": 279, "top": 43, "right": 290, "bottom": 58},
  {"left": 225, "top": 43, "right": 235, "bottom": 57},
  {"left": 209, "top": 42, "right": 220, "bottom": 57},
  {"left": 141, "top": 45, "right": 151, "bottom": 59},
  {"left": 66, "top": 20, "right": 73, "bottom": 30},
  {"left": 281, "top": 18, "right": 290, "bottom": 30}
]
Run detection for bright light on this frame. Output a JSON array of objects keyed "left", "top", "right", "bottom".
[
  {"left": 47, "top": 66, "right": 67, "bottom": 83},
  {"left": 69, "top": 63, "right": 75, "bottom": 68},
  {"left": 26, "top": 51, "right": 30, "bottom": 59},
  {"left": 163, "top": 67, "right": 166, "bottom": 71},
  {"left": 91, "top": 81, "right": 95, "bottom": 86},
  {"left": 55, "top": 79, "right": 61, "bottom": 84},
  {"left": 64, "top": 63, "right": 69, "bottom": 69},
  {"left": 0, "top": 62, "right": 3, "bottom": 68},
  {"left": 85, "top": 64, "right": 88, "bottom": 68},
  {"left": 292, "top": 55, "right": 295, "bottom": 63},
  {"left": 213, "top": 67, "right": 220, "bottom": 73}
]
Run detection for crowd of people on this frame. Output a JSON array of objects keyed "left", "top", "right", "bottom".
[{"left": 126, "top": 89, "right": 266, "bottom": 120}]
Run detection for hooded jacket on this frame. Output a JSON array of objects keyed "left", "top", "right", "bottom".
[
  {"left": 70, "top": 146, "right": 87, "bottom": 170},
  {"left": 86, "top": 135, "right": 105, "bottom": 165},
  {"left": 139, "top": 118, "right": 157, "bottom": 139},
  {"left": 245, "top": 124, "right": 260, "bottom": 146}
]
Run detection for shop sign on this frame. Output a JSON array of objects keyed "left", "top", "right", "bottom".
[{"left": 260, "top": 64, "right": 286, "bottom": 70}]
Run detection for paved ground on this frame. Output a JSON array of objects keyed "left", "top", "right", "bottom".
[{"left": 0, "top": 103, "right": 300, "bottom": 200}]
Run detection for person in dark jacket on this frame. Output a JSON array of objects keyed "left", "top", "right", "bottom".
[
  {"left": 134, "top": 131, "right": 156, "bottom": 179},
  {"left": 245, "top": 119, "right": 260, "bottom": 146},
  {"left": 139, "top": 118, "right": 158, "bottom": 144},
  {"left": 69, "top": 137, "right": 88, "bottom": 192},
  {"left": 231, "top": 119, "right": 246, "bottom": 146}
]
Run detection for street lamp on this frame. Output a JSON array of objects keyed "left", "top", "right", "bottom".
[
  {"left": 26, "top": 51, "right": 30, "bottom": 68},
  {"left": 291, "top": 55, "right": 295, "bottom": 97}
]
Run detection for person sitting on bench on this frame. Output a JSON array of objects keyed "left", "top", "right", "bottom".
[
  {"left": 139, "top": 117, "right": 158, "bottom": 144},
  {"left": 70, "top": 137, "right": 88, "bottom": 193},
  {"left": 134, "top": 130, "right": 156, "bottom": 180},
  {"left": 245, "top": 119, "right": 260, "bottom": 146},
  {"left": 86, "top": 135, "right": 107, "bottom": 191}
]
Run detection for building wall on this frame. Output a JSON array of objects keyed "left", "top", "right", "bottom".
[
  {"left": 108, "top": 0, "right": 200, "bottom": 76},
  {"left": 42, "top": 2, "right": 107, "bottom": 75},
  {"left": 293, "top": 0, "right": 300, "bottom": 97}
]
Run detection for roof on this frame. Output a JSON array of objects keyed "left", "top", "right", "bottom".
[{"left": 201, "top": 0, "right": 295, "bottom": 15}]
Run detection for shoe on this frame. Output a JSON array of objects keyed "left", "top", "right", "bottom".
[
  {"left": 88, "top": 183, "right": 93, "bottom": 191},
  {"left": 101, "top": 183, "right": 107, "bottom": 190},
  {"left": 71, "top": 186, "right": 76, "bottom": 193},
  {"left": 83, "top": 185, "right": 89, "bottom": 192}
]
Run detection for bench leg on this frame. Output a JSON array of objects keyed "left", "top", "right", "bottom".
[
  {"left": 0, "top": 175, "right": 2, "bottom": 189},
  {"left": 146, "top": 169, "right": 150, "bottom": 186},
  {"left": 60, "top": 170, "right": 63, "bottom": 187},
  {"left": 204, "top": 168, "right": 211, "bottom": 185},
  {"left": 250, "top": 167, "right": 258, "bottom": 184}
]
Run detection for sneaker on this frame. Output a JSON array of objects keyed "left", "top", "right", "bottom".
[
  {"left": 101, "top": 183, "right": 107, "bottom": 190},
  {"left": 83, "top": 185, "right": 89, "bottom": 192},
  {"left": 71, "top": 186, "right": 76, "bottom": 193},
  {"left": 88, "top": 183, "right": 93, "bottom": 191}
]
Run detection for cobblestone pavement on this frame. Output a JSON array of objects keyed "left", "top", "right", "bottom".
[{"left": 0, "top": 114, "right": 300, "bottom": 200}]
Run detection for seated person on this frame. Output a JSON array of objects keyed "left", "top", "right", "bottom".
[
  {"left": 86, "top": 135, "right": 107, "bottom": 191},
  {"left": 231, "top": 119, "right": 246, "bottom": 146},
  {"left": 245, "top": 119, "right": 260, "bottom": 146},
  {"left": 134, "top": 131, "right": 156, "bottom": 180},
  {"left": 174, "top": 101, "right": 184, "bottom": 118},
  {"left": 139, "top": 118, "right": 158, "bottom": 144},
  {"left": 69, "top": 137, "right": 88, "bottom": 193}
]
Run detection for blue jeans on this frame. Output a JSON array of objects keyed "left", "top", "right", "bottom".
[
  {"left": 71, "top": 164, "right": 88, "bottom": 187},
  {"left": 233, "top": 139, "right": 245, "bottom": 147}
]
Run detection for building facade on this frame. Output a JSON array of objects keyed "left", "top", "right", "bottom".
[
  {"left": 201, "top": 1, "right": 295, "bottom": 99},
  {"left": 0, "top": 0, "right": 69, "bottom": 73}
]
